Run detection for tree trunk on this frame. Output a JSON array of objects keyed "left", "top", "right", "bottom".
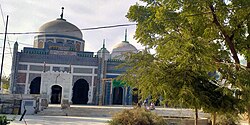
[
  {"left": 247, "top": 106, "right": 250, "bottom": 125},
  {"left": 247, "top": 62, "right": 250, "bottom": 125},
  {"left": 212, "top": 112, "right": 216, "bottom": 125},
  {"left": 195, "top": 108, "right": 198, "bottom": 125}
]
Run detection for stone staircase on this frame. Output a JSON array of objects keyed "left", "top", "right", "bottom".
[
  {"left": 36, "top": 105, "right": 210, "bottom": 125},
  {"left": 37, "top": 104, "right": 210, "bottom": 118},
  {"left": 37, "top": 104, "right": 133, "bottom": 117},
  {"left": 37, "top": 105, "right": 67, "bottom": 116}
]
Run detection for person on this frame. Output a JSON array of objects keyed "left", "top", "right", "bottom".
[
  {"left": 149, "top": 102, "right": 155, "bottom": 110},
  {"left": 143, "top": 98, "right": 148, "bottom": 109},
  {"left": 136, "top": 102, "right": 141, "bottom": 108}
]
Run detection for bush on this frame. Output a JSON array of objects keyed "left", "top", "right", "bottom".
[
  {"left": 0, "top": 115, "right": 11, "bottom": 125},
  {"left": 215, "top": 113, "right": 239, "bottom": 125},
  {"left": 108, "top": 108, "right": 166, "bottom": 125}
]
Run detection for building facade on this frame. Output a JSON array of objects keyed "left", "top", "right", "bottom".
[{"left": 9, "top": 14, "right": 138, "bottom": 105}]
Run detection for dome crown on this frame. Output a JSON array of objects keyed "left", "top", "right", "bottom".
[
  {"left": 112, "top": 41, "right": 137, "bottom": 52},
  {"left": 111, "top": 41, "right": 137, "bottom": 60},
  {"left": 38, "top": 18, "right": 82, "bottom": 39}
]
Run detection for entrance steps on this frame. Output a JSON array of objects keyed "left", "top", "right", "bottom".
[
  {"left": 37, "top": 104, "right": 133, "bottom": 117},
  {"left": 37, "top": 105, "right": 67, "bottom": 116},
  {"left": 37, "top": 104, "right": 210, "bottom": 118}
]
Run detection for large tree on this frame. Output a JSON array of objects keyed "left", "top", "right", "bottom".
[{"left": 120, "top": 0, "right": 250, "bottom": 124}]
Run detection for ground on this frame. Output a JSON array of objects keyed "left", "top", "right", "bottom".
[
  {"left": 6, "top": 115, "right": 110, "bottom": 125},
  {"left": 2, "top": 105, "right": 248, "bottom": 125}
]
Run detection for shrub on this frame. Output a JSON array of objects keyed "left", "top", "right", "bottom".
[
  {"left": 0, "top": 115, "right": 11, "bottom": 125},
  {"left": 108, "top": 108, "right": 166, "bottom": 125},
  {"left": 215, "top": 113, "right": 239, "bottom": 125}
]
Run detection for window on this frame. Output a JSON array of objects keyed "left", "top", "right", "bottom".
[
  {"left": 46, "top": 39, "right": 54, "bottom": 43},
  {"left": 56, "top": 39, "right": 64, "bottom": 44},
  {"left": 67, "top": 40, "right": 74, "bottom": 44},
  {"left": 73, "top": 68, "right": 92, "bottom": 74}
]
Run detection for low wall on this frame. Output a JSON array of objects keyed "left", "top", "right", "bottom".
[
  {"left": 165, "top": 118, "right": 208, "bottom": 125},
  {"left": 0, "top": 94, "right": 40, "bottom": 114}
]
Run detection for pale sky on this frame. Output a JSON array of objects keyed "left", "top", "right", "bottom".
[{"left": 0, "top": 0, "right": 143, "bottom": 76}]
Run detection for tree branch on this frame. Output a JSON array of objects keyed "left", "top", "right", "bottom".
[{"left": 209, "top": 5, "right": 240, "bottom": 67}]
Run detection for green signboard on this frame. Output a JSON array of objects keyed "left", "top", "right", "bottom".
[{"left": 112, "top": 79, "right": 126, "bottom": 87}]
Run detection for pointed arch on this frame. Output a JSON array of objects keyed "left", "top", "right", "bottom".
[
  {"left": 72, "top": 79, "right": 89, "bottom": 104},
  {"left": 112, "top": 87, "right": 123, "bottom": 105},
  {"left": 51, "top": 85, "right": 62, "bottom": 104},
  {"left": 29, "top": 77, "right": 41, "bottom": 94}
]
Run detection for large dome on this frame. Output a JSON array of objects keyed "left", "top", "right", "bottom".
[
  {"left": 111, "top": 41, "right": 137, "bottom": 59},
  {"left": 38, "top": 18, "right": 82, "bottom": 39}
]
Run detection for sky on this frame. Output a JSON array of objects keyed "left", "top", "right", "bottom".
[{"left": 0, "top": 0, "right": 144, "bottom": 76}]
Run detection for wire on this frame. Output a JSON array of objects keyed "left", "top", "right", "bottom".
[
  {"left": 0, "top": 38, "right": 145, "bottom": 53},
  {"left": 0, "top": 53, "right": 12, "bottom": 54},
  {"left": 0, "top": 10, "right": 241, "bottom": 35},
  {"left": 0, "top": 38, "right": 33, "bottom": 46},
  {"left": 0, "top": 47, "right": 10, "bottom": 48},
  {"left": 0, "top": 23, "right": 137, "bottom": 35},
  {"left": 0, "top": 3, "right": 248, "bottom": 36},
  {"left": 0, "top": 11, "right": 230, "bottom": 35}
]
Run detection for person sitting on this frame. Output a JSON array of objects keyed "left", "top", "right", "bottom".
[{"left": 149, "top": 102, "right": 155, "bottom": 110}]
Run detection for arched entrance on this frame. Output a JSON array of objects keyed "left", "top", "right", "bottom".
[
  {"left": 51, "top": 85, "right": 62, "bottom": 104},
  {"left": 29, "top": 77, "right": 41, "bottom": 94},
  {"left": 72, "top": 79, "right": 89, "bottom": 104},
  {"left": 112, "top": 87, "right": 123, "bottom": 105}
]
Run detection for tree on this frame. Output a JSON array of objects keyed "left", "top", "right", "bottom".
[
  {"left": 120, "top": 0, "right": 250, "bottom": 124},
  {"left": 119, "top": 50, "right": 241, "bottom": 125},
  {"left": 1, "top": 76, "right": 9, "bottom": 90}
]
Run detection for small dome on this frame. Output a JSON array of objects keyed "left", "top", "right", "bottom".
[
  {"left": 111, "top": 41, "right": 137, "bottom": 60},
  {"left": 98, "top": 48, "right": 110, "bottom": 54},
  {"left": 97, "top": 48, "right": 110, "bottom": 60},
  {"left": 112, "top": 41, "right": 137, "bottom": 52},
  {"left": 38, "top": 18, "right": 82, "bottom": 39},
  {"left": 97, "top": 42, "right": 110, "bottom": 60}
]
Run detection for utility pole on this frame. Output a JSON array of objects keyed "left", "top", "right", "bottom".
[{"left": 0, "top": 15, "right": 8, "bottom": 90}]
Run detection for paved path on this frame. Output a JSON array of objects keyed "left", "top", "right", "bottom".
[{"left": 6, "top": 115, "right": 110, "bottom": 125}]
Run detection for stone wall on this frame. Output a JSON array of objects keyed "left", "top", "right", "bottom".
[
  {"left": 41, "top": 71, "right": 72, "bottom": 103},
  {"left": 0, "top": 94, "right": 40, "bottom": 114},
  {"left": 164, "top": 118, "right": 208, "bottom": 125}
]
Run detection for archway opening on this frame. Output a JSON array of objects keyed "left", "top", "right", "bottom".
[
  {"left": 51, "top": 85, "right": 62, "bottom": 104},
  {"left": 72, "top": 79, "right": 89, "bottom": 104},
  {"left": 112, "top": 87, "right": 123, "bottom": 105},
  {"left": 29, "top": 77, "right": 41, "bottom": 94}
]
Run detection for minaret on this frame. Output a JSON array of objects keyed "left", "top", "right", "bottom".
[
  {"left": 97, "top": 39, "right": 110, "bottom": 60},
  {"left": 99, "top": 39, "right": 107, "bottom": 105},
  {"left": 10, "top": 41, "right": 18, "bottom": 93}
]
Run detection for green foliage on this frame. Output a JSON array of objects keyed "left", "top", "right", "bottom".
[
  {"left": 235, "top": 69, "right": 250, "bottom": 108},
  {"left": 215, "top": 113, "right": 239, "bottom": 125},
  {"left": 2, "top": 76, "right": 10, "bottom": 89},
  {"left": 121, "top": 0, "right": 250, "bottom": 123},
  {"left": 127, "top": 0, "right": 250, "bottom": 58},
  {"left": 192, "top": 76, "right": 243, "bottom": 114},
  {"left": 108, "top": 108, "right": 166, "bottom": 125},
  {"left": 0, "top": 115, "right": 11, "bottom": 125}
]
